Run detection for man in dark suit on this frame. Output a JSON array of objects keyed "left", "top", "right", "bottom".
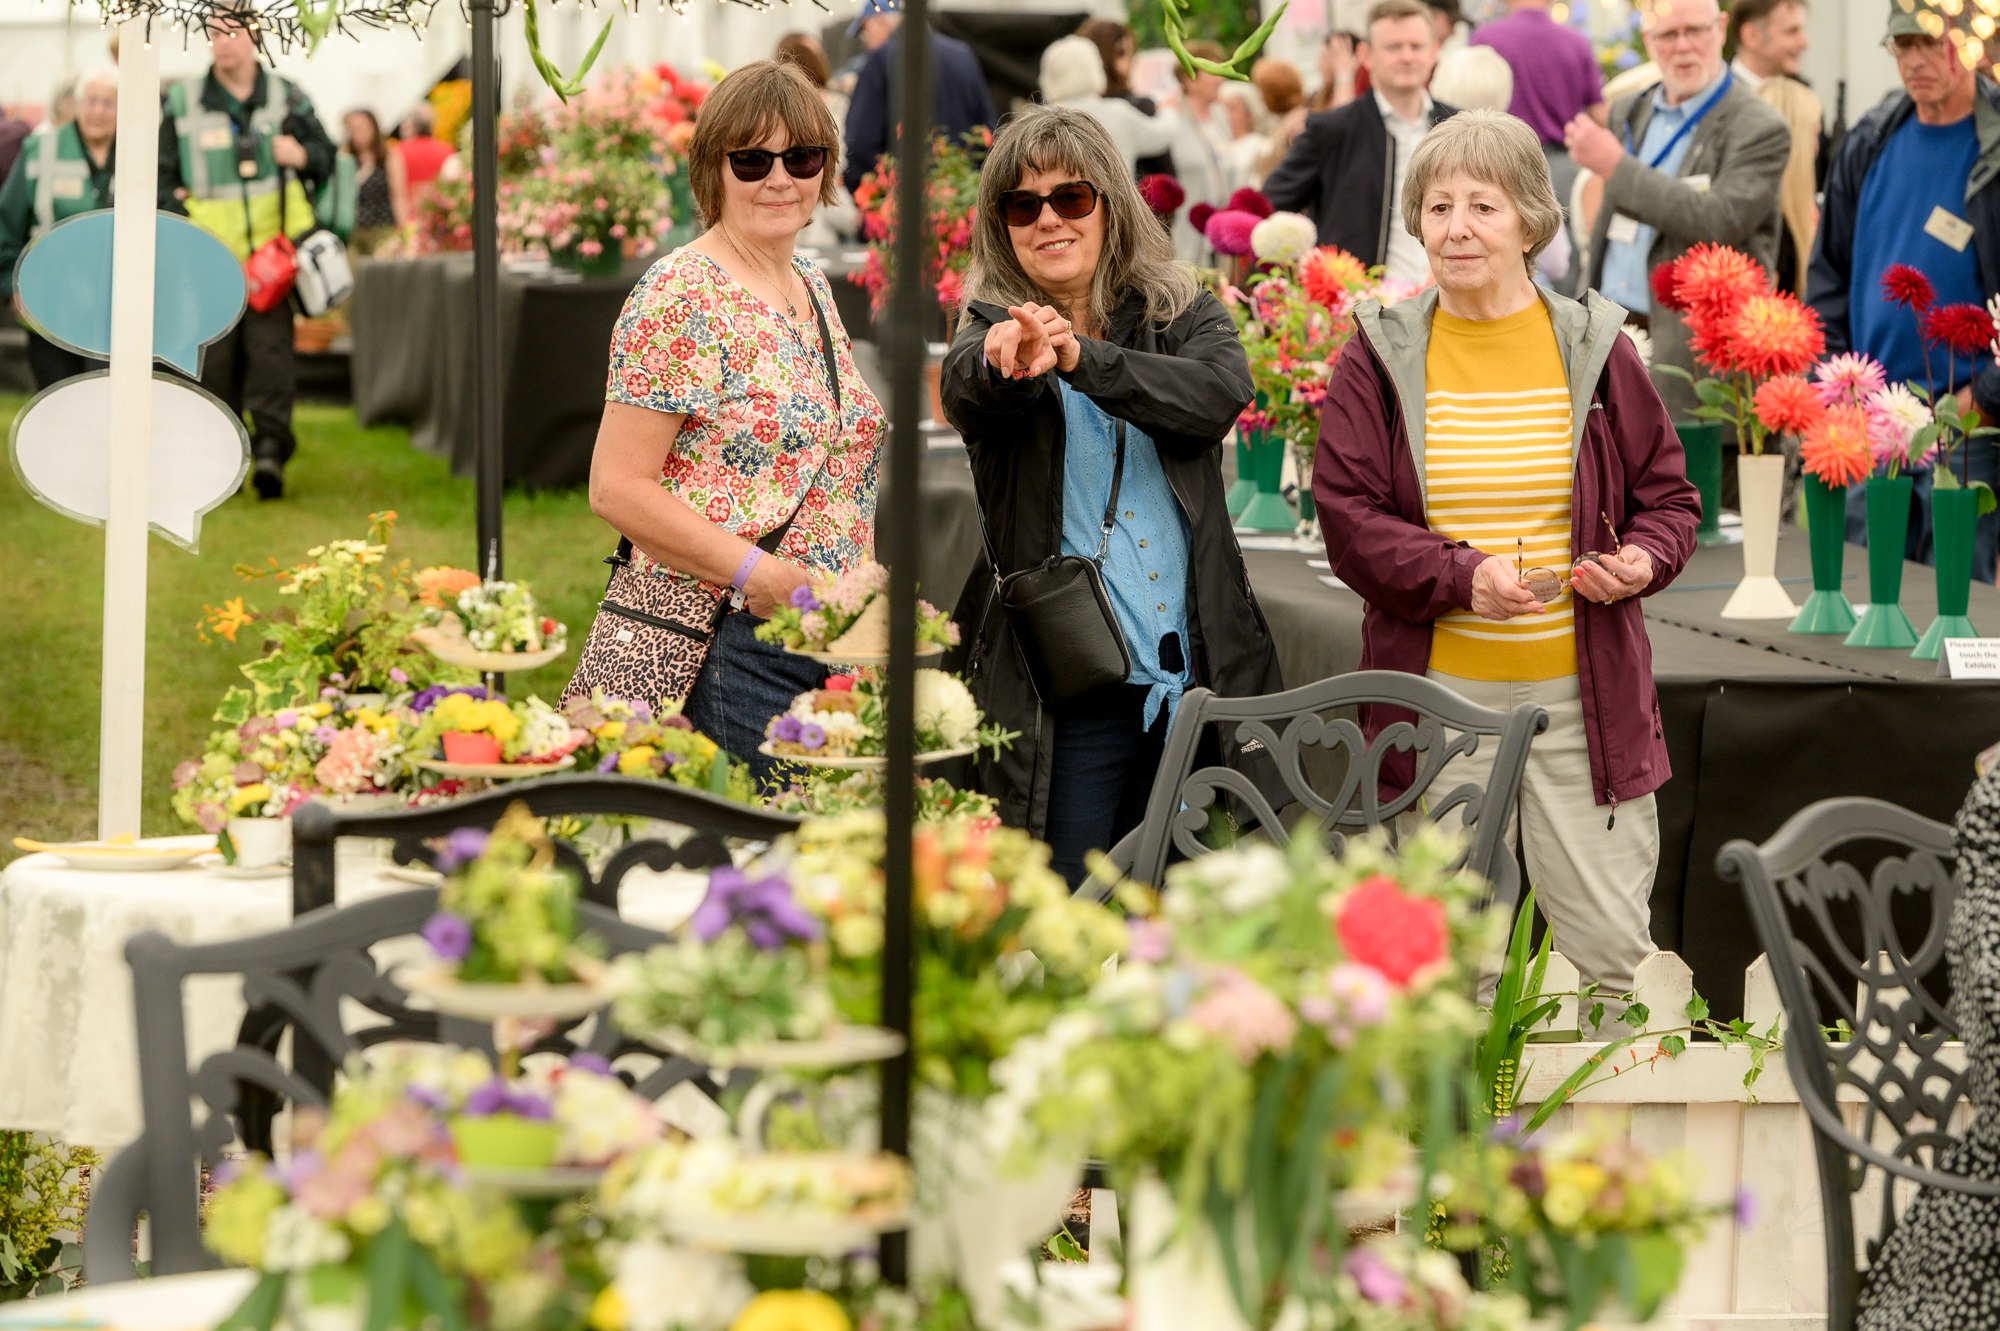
[
  {"left": 841, "top": 0, "right": 997, "bottom": 193},
  {"left": 1263, "top": 0, "right": 1457, "bottom": 278}
]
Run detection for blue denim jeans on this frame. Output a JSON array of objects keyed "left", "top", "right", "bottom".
[
  {"left": 682, "top": 611, "right": 826, "bottom": 792},
  {"left": 1043, "top": 683, "right": 1168, "bottom": 889},
  {"left": 1841, "top": 440, "right": 2000, "bottom": 584}
]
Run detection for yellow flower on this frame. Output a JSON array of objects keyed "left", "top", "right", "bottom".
[
  {"left": 589, "top": 1287, "right": 627, "bottom": 1331},
  {"left": 617, "top": 746, "right": 658, "bottom": 776},
  {"left": 694, "top": 734, "right": 719, "bottom": 760},
  {"left": 310, "top": 702, "right": 334, "bottom": 719},
  {"left": 595, "top": 721, "right": 627, "bottom": 742},
  {"left": 202, "top": 596, "right": 253, "bottom": 643},
  {"left": 229, "top": 783, "right": 271, "bottom": 813},
  {"left": 729, "top": 1291, "right": 851, "bottom": 1331},
  {"left": 346, "top": 1195, "right": 391, "bottom": 1235}
]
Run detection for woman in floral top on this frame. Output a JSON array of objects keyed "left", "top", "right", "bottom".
[{"left": 588, "top": 60, "right": 883, "bottom": 781}]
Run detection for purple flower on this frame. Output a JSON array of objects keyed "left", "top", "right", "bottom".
[
  {"left": 771, "top": 715, "right": 803, "bottom": 744},
  {"left": 321, "top": 687, "right": 341, "bottom": 699},
  {"left": 389, "top": 668, "right": 409, "bottom": 685},
  {"left": 790, "top": 584, "right": 821, "bottom": 611},
  {"left": 275, "top": 710, "right": 299, "bottom": 729},
  {"left": 570, "top": 1052, "right": 613, "bottom": 1076},
  {"left": 1343, "top": 1247, "right": 1405, "bottom": 1306},
  {"left": 1735, "top": 1187, "right": 1758, "bottom": 1229},
  {"left": 799, "top": 723, "right": 826, "bottom": 752},
  {"left": 659, "top": 713, "right": 691, "bottom": 731},
  {"left": 411, "top": 684, "right": 491, "bottom": 714},
  {"left": 462, "top": 1078, "right": 551, "bottom": 1119},
  {"left": 434, "top": 827, "right": 490, "bottom": 873},
  {"left": 314, "top": 726, "right": 339, "bottom": 745},
  {"left": 658, "top": 749, "right": 681, "bottom": 767},
  {"left": 630, "top": 700, "right": 653, "bottom": 721},
  {"left": 404, "top": 1084, "right": 449, "bottom": 1110},
  {"left": 421, "top": 911, "right": 472, "bottom": 961},
  {"left": 688, "top": 866, "right": 822, "bottom": 950},
  {"left": 597, "top": 753, "right": 620, "bottom": 773}
]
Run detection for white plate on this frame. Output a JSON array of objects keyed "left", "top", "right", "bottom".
[
  {"left": 461, "top": 1164, "right": 606, "bottom": 1197},
  {"left": 13, "top": 837, "right": 213, "bottom": 872},
  {"left": 396, "top": 968, "right": 616, "bottom": 1021},
  {"left": 414, "top": 755, "right": 576, "bottom": 780},
  {"left": 784, "top": 643, "right": 947, "bottom": 667},
  {"left": 643, "top": 1024, "right": 906, "bottom": 1070},
  {"left": 757, "top": 744, "right": 972, "bottom": 771},
  {"left": 658, "top": 1207, "right": 909, "bottom": 1256}
]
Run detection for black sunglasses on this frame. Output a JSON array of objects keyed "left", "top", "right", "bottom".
[
  {"left": 726, "top": 146, "right": 830, "bottom": 182},
  {"left": 996, "top": 180, "right": 1102, "bottom": 228}
]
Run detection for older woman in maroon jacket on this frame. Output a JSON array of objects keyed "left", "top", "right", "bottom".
[{"left": 1314, "top": 110, "right": 1699, "bottom": 1007}]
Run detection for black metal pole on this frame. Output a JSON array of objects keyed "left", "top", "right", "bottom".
[
  {"left": 878, "top": 0, "right": 932, "bottom": 1289},
  {"left": 470, "top": 0, "right": 505, "bottom": 580}
]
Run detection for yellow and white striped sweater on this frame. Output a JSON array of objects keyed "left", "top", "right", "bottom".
[{"left": 1423, "top": 302, "right": 1577, "bottom": 682}]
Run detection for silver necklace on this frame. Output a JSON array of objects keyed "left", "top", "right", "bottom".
[{"left": 721, "top": 226, "right": 799, "bottom": 320}]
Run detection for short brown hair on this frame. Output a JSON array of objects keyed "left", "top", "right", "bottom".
[
  {"left": 1727, "top": 0, "right": 1803, "bottom": 45},
  {"left": 1075, "top": 18, "right": 1134, "bottom": 96},
  {"left": 774, "top": 33, "right": 830, "bottom": 89},
  {"left": 1366, "top": 0, "right": 1433, "bottom": 35},
  {"left": 1251, "top": 57, "right": 1304, "bottom": 116},
  {"left": 687, "top": 60, "right": 841, "bottom": 228}
]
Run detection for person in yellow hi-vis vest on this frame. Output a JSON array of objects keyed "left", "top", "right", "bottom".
[{"left": 158, "top": 8, "right": 334, "bottom": 499}]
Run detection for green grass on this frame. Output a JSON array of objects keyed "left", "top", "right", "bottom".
[{"left": 0, "top": 393, "right": 615, "bottom": 853}]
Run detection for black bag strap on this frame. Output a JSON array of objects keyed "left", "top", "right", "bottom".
[
  {"left": 979, "top": 414, "right": 1127, "bottom": 580},
  {"left": 607, "top": 274, "right": 839, "bottom": 573}
]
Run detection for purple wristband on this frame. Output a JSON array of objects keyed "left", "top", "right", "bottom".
[{"left": 731, "top": 546, "right": 766, "bottom": 593}]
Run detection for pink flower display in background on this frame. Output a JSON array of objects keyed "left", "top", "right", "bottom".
[{"left": 1185, "top": 968, "right": 1298, "bottom": 1063}]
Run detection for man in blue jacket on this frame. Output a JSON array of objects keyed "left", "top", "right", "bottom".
[
  {"left": 841, "top": 0, "right": 996, "bottom": 194},
  {"left": 1806, "top": 4, "right": 2000, "bottom": 580}
]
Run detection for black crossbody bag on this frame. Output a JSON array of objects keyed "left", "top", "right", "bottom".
[{"left": 989, "top": 419, "right": 1133, "bottom": 705}]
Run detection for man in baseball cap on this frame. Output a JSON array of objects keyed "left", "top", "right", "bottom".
[{"left": 840, "top": 0, "right": 995, "bottom": 193}]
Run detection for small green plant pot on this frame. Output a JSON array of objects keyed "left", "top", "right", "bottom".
[
  {"left": 1238, "top": 431, "right": 1297, "bottom": 532},
  {"left": 1846, "top": 475, "right": 1920, "bottom": 649},
  {"left": 449, "top": 1114, "right": 560, "bottom": 1169},
  {"left": 1678, "top": 421, "right": 1729, "bottom": 546},
  {"left": 1789, "top": 475, "right": 1856, "bottom": 634},
  {"left": 1225, "top": 435, "right": 1258, "bottom": 518},
  {"left": 1914, "top": 484, "right": 1982, "bottom": 660}
]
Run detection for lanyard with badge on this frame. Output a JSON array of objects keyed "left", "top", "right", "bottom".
[{"left": 1607, "top": 70, "right": 1732, "bottom": 251}]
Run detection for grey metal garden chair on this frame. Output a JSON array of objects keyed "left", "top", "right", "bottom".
[
  {"left": 1719, "top": 796, "right": 2000, "bottom": 1331},
  {"left": 1084, "top": 671, "right": 1547, "bottom": 905},
  {"left": 291, "top": 772, "right": 802, "bottom": 916},
  {"left": 81, "top": 890, "right": 687, "bottom": 1283}
]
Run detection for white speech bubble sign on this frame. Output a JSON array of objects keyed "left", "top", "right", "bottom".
[{"left": 7, "top": 371, "right": 250, "bottom": 551}]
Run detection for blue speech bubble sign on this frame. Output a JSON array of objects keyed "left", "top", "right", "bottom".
[{"left": 14, "top": 211, "right": 247, "bottom": 376}]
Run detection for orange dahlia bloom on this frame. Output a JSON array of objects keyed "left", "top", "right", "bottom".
[
  {"left": 1722, "top": 292, "right": 1825, "bottom": 379},
  {"left": 1672, "top": 243, "right": 1767, "bottom": 328},
  {"left": 1801, "top": 405, "right": 1874, "bottom": 488},
  {"left": 1298, "top": 245, "right": 1370, "bottom": 310},
  {"left": 1752, "top": 374, "right": 1825, "bottom": 437}
]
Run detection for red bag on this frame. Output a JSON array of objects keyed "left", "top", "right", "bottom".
[{"left": 243, "top": 232, "right": 297, "bottom": 313}]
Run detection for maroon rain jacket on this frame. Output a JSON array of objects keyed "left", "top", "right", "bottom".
[{"left": 1312, "top": 287, "right": 1701, "bottom": 811}]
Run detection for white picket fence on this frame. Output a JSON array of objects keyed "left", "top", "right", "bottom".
[{"left": 1514, "top": 948, "right": 1966, "bottom": 1331}]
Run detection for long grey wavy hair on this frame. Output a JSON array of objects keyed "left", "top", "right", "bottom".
[{"left": 962, "top": 104, "right": 1201, "bottom": 332}]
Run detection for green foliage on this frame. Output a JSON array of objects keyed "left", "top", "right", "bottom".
[
  {"left": 1142, "top": 0, "right": 1287, "bottom": 81},
  {"left": 0, "top": 1133, "right": 98, "bottom": 1300}
]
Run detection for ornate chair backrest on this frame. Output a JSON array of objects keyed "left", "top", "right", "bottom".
[
  {"left": 291, "top": 773, "right": 803, "bottom": 915},
  {"left": 82, "top": 891, "right": 678, "bottom": 1284},
  {"left": 1113, "top": 672, "right": 1547, "bottom": 902},
  {"left": 1719, "top": 796, "right": 2000, "bottom": 1331}
]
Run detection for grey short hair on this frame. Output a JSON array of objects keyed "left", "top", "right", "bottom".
[
  {"left": 1400, "top": 108, "right": 1563, "bottom": 269},
  {"left": 1040, "top": 35, "right": 1107, "bottom": 105},
  {"left": 1428, "top": 47, "right": 1511, "bottom": 113}
]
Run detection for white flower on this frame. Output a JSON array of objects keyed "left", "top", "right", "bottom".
[
  {"left": 1164, "top": 842, "right": 1290, "bottom": 918},
  {"left": 261, "top": 1207, "right": 351, "bottom": 1271},
  {"left": 1250, "top": 211, "right": 1317, "bottom": 265},
  {"left": 1621, "top": 324, "right": 1654, "bottom": 368},
  {"left": 612, "top": 1240, "right": 750, "bottom": 1331},
  {"left": 514, "top": 697, "right": 579, "bottom": 760},
  {"left": 912, "top": 669, "right": 981, "bottom": 747},
  {"left": 1868, "top": 382, "right": 1933, "bottom": 462}
]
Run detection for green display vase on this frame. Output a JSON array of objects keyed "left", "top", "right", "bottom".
[
  {"left": 554, "top": 242, "right": 623, "bottom": 279},
  {"left": 1789, "top": 475, "right": 1857, "bottom": 633},
  {"left": 1679, "top": 421, "right": 1729, "bottom": 546},
  {"left": 1237, "top": 429, "right": 1297, "bottom": 531},
  {"left": 1914, "top": 483, "right": 1982, "bottom": 659},
  {"left": 1226, "top": 433, "right": 1258, "bottom": 518},
  {"left": 449, "top": 1113, "right": 560, "bottom": 1169},
  {"left": 1845, "top": 475, "right": 1920, "bottom": 648}
]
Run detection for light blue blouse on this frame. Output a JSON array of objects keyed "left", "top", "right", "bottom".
[{"left": 1057, "top": 380, "right": 1192, "bottom": 728}]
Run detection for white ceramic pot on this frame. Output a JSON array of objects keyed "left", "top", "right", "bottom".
[
  {"left": 226, "top": 816, "right": 292, "bottom": 868},
  {"left": 1720, "top": 451, "right": 1797, "bottom": 618},
  {"left": 909, "top": 1092, "right": 1080, "bottom": 1329},
  {"left": 1127, "top": 1174, "right": 1254, "bottom": 1331}
]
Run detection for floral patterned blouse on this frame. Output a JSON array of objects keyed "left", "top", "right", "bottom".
[{"left": 605, "top": 248, "right": 884, "bottom": 590}]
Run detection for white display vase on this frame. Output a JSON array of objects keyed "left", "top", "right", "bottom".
[
  {"left": 909, "top": 1092, "right": 1079, "bottom": 1328},
  {"left": 1720, "top": 451, "right": 1796, "bottom": 618},
  {"left": 225, "top": 815, "right": 292, "bottom": 868},
  {"left": 1127, "top": 1175, "right": 1255, "bottom": 1331}
]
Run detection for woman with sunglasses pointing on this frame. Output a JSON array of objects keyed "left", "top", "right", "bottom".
[
  {"left": 576, "top": 61, "right": 884, "bottom": 784},
  {"left": 942, "top": 105, "right": 1284, "bottom": 887}
]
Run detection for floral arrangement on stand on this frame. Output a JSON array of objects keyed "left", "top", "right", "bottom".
[
  {"left": 1652, "top": 244, "right": 1825, "bottom": 619},
  {"left": 850, "top": 129, "right": 989, "bottom": 319},
  {"left": 562, "top": 691, "right": 756, "bottom": 802},
  {"left": 766, "top": 771, "right": 999, "bottom": 829},
  {"left": 763, "top": 670, "right": 1013, "bottom": 765},
  {"left": 408, "top": 571, "right": 570, "bottom": 670},
  {"left": 506, "top": 154, "right": 674, "bottom": 275},
  {"left": 752, "top": 562, "right": 959, "bottom": 661},
  {"left": 401, "top": 686, "right": 584, "bottom": 770},
  {"left": 199, "top": 511, "right": 473, "bottom": 715}
]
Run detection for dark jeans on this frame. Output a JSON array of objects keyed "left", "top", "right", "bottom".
[
  {"left": 1044, "top": 682, "right": 1168, "bottom": 889},
  {"left": 682, "top": 610, "right": 826, "bottom": 793},
  {"left": 199, "top": 300, "right": 298, "bottom": 464},
  {"left": 1843, "top": 445, "right": 2000, "bottom": 584},
  {"left": 26, "top": 330, "right": 100, "bottom": 391}
]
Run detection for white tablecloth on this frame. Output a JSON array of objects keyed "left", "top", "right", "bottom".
[
  {"left": 0, "top": 1268, "right": 256, "bottom": 1331},
  {"left": 0, "top": 837, "right": 705, "bottom": 1151}
]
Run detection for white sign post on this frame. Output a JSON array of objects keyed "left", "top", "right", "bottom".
[{"left": 99, "top": 20, "right": 162, "bottom": 840}]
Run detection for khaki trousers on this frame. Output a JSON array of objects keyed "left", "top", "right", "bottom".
[{"left": 1410, "top": 670, "right": 1661, "bottom": 1008}]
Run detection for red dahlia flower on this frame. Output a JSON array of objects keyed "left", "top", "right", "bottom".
[
  {"left": 1752, "top": 374, "right": 1825, "bottom": 436},
  {"left": 1881, "top": 263, "right": 1936, "bottom": 313},
  {"left": 1673, "top": 242, "right": 1768, "bottom": 329},
  {"left": 1335, "top": 875, "right": 1447, "bottom": 988},
  {"left": 1298, "top": 245, "right": 1370, "bottom": 309},
  {"left": 1801, "top": 405, "right": 1875, "bottom": 488},
  {"left": 1723, "top": 291, "right": 1825, "bottom": 379},
  {"left": 1920, "top": 302, "right": 1997, "bottom": 357},
  {"left": 1188, "top": 202, "right": 1217, "bottom": 235},
  {"left": 1138, "top": 174, "right": 1186, "bottom": 220},
  {"left": 1226, "top": 187, "right": 1274, "bottom": 219},
  {"left": 1650, "top": 260, "right": 1688, "bottom": 313}
]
